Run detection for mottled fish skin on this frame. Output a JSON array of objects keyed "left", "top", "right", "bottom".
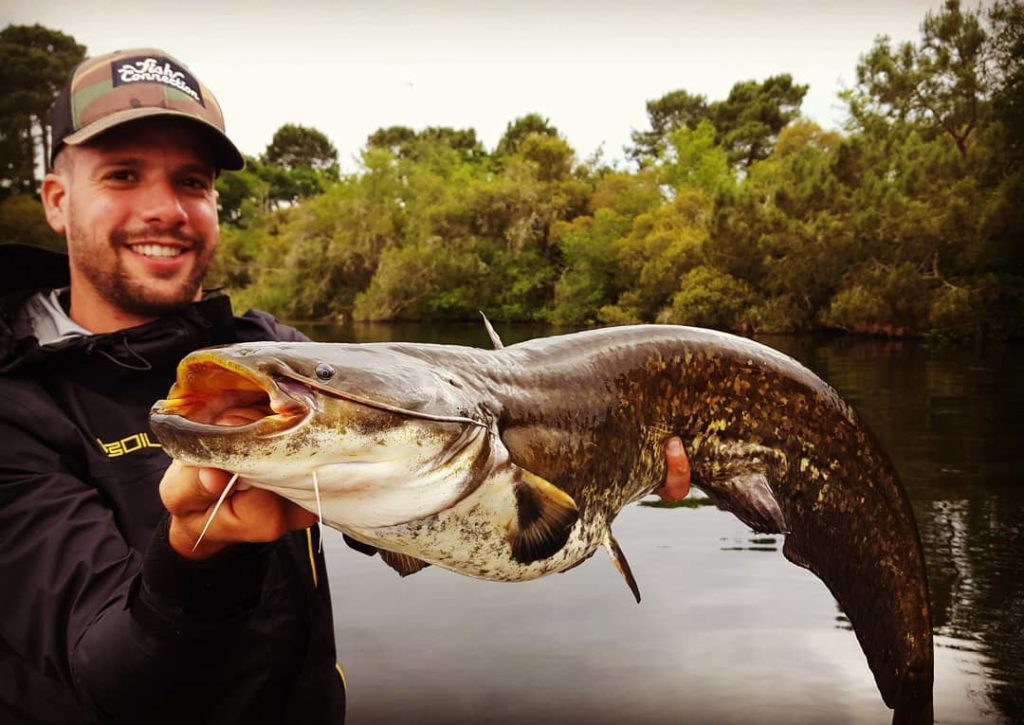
[
  {"left": 151, "top": 325, "right": 933, "bottom": 721},
  {"left": 472, "top": 326, "right": 933, "bottom": 718}
]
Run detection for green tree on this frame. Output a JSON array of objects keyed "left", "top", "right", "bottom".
[
  {"left": 660, "top": 120, "right": 734, "bottom": 196},
  {"left": 606, "top": 190, "right": 712, "bottom": 322},
  {"left": 367, "top": 125, "right": 485, "bottom": 162},
  {"left": 0, "top": 194, "right": 64, "bottom": 250},
  {"left": 711, "top": 74, "right": 808, "bottom": 169},
  {"left": 628, "top": 89, "right": 708, "bottom": 162},
  {"left": 845, "top": 0, "right": 989, "bottom": 158},
  {"left": 989, "top": 0, "right": 1024, "bottom": 169},
  {"left": 630, "top": 77, "right": 806, "bottom": 169},
  {"left": 0, "top": 24, "right": 85, "bottom": 196},
  {"left": 263, "top": 123, "right": 338, "bottom": 171},
  {"left": 495, "top": 113, "right": 559, "bottom": 157},
  {"left": 660, "top": 265, "right": 757, "bottom": 330},
  {"left": 215, "top": 155, "right": 271, "bottom": 226}
]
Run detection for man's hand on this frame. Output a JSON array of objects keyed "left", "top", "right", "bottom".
[
  {"left": 654, "top": 436, "right": 691, "bottom": 501},
  {"left": 160, "top": 461, "right": 316, "bottom": 560}
]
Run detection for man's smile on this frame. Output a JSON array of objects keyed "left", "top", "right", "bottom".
[{"left": 128, "top": 243, "right": 189, "bottom": 259}]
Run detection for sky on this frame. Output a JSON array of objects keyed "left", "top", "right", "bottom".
[{"left": 3, "top": 0, "right": 946, "bottom": 169}]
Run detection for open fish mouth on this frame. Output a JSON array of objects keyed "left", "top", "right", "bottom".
[{"left": 150, "top": 353, "right": 315, "bottom": 437}]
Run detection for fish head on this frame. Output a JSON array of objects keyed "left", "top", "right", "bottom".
[{"left": 149, "top": 342, "right": 495, "bottom": 527}]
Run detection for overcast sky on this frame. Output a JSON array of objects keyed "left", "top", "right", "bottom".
[{"left": 5, "top": 0, "right": 944, "bottom": 169}]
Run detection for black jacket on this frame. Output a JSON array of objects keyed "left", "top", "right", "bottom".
[{"left": 0, "top": 245, "right": 346, "bottom": 724}]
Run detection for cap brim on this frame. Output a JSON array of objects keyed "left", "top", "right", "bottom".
[{"left": 62, "top": 107, "right": 245, "bottom": 171}]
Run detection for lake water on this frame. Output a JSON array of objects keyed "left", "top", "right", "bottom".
[{"left": 293, "top": 321, "right": 1023, "bottom": 724}]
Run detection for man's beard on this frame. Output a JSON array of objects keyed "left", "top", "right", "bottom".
[{"left": 70, "top": 218, "right": 211, "bottom": 318}]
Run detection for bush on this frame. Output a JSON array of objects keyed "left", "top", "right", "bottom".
[{"left": 658, "top": 265, "right": 757, "bottom": 330}]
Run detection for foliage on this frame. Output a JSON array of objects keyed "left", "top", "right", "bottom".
[
  {"left": 628, "top": 90, "right": 708, "bottom": 162},
  {"left": 495, "top": 113, "right": 559, "bottom": 157},
  {"left": 263, "top": 123, "right": 338, "bottom": 171},
  {"left": 0, "top": 194, "right": 64, "bottom": 250},
  {"left": 6, "top": 15, "right": 1023, "bottom": 339},
  {"left": 628, "top": 74, "right": 807, "bottom": 169},
  {"left": 989, "top": 1, "right": 1024, "bottom": 170},
  {"left": 367, "top": 125, "right": 485, "bottom": 162},
  {"left": 844, "top": 0, "right": 989, "bottom": 158},
  {"left": 660, "top": 265, "right": 757, "bottom": 330},
  {"left": 660, "top": 120, "right": 734, "bottom": 196},
  {"left": 0, "top": 24, "right": 84, "bottom": 197}
]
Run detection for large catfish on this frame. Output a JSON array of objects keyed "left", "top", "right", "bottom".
[{"left": 149, "top": 324, "right": 933, "bottom": 723}]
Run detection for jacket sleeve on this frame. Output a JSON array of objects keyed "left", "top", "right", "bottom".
[
  {"left": 238, "top": 308, "right": 311, "bottom": 343},
  {"left": 0, "top": 388, "right": 276, "bottom": 722}
]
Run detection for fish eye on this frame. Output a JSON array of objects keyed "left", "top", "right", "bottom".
[{"left": 314, "top": 363, "right": 335, "bottom": 381}]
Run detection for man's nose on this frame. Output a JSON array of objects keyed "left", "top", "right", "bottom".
[{"left": 139, "top": 178, "right": 188, "bottom": 226}]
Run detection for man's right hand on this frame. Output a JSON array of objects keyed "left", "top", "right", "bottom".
[{"left": 160, "top": 461, "right": 316, "bottom": 560}]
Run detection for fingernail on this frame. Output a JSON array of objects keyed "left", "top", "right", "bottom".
[
  {"left": 198, "top": 468, "right": 218, "bottom": 494},
  {"left": 667, "top": 438, "right": 683, "bottom": 454}
]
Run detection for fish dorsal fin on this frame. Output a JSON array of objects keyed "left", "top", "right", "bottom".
[
  {"left": 378, "top": 549, "right": 432, "bottom": 577},
  {"left": 479, "top": 311, "right": 504, "bottom": 349},
  {"left": 508, "top": 470, "right": 579, "bottom": 564},
  {"left": 603, "top": 531, "right": 641, "bottom": 603}
]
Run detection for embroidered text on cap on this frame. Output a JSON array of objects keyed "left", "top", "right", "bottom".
[{"left": 111, "top": 55, "right": 204, "bottom": 105}]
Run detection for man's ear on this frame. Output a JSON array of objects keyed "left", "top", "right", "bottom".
[{"left": 40, "top": 172, "right": 69, "bottom": 235}]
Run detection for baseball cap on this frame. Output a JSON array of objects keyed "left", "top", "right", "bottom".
[{"left": 49, "top": 48, "right": 244, "bottom": 171}]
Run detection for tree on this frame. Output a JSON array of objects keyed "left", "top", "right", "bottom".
[
  {"left": 0, "top": 194, "right": 64, "bottom": 250},
  {"left": 711, "top": 74, "right": 808, "bottom": 169},
  {"left": 366, "top": 125, "right": 485, "bottom": 162},
  {"left": 845, "top": 0, "right": 989, "bottom": 158},
  {"left": 495, "top": 113, "right": 559, "bottom": 157},
  {"left": 215, "top": 155, "right": 271, "bottom": 226},
  {"left": 0, "top": 24, "right": 85, "bottom": 196},
  {"left": 263, "top": 123, "right": 338, "bottom": 171},
  {"left": 628, "top": 89, "right": 708, "bottom": 162},
  {"left": 660, "top": 120, "right": 734, "bottom": 196},
  {"left": 629, "top": 77, "right": 806, "bottom": 169},
  {"left": 989, "top": 0, "right": 1024, "bottom": 169}
]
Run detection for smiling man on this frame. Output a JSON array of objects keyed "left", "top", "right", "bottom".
[{"left": 0, "top": 47, "right": 690, "bottom": 724}]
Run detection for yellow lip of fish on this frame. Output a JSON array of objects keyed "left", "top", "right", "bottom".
[{"left": 151, "top": 353, "right": 311, "bottom": 436}]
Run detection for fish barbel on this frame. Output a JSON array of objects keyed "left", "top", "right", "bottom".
[{"left": 149, "top": 324, "right": 933, "bottom": 723}]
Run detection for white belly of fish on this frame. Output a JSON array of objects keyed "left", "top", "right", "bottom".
[
  {"left": 245, "top": 421, "right": 495, "bottom": 530},
  {"left": 344, "top": 465, "right": 607, "bottom": 582}
]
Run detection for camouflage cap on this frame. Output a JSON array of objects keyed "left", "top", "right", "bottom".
[{"left": 49, "top": 48, "right": 244, "bottom": 171}]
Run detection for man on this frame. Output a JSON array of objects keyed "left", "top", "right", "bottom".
[{"left": 0, "top": 48, "right": 690, "bottom": 723}]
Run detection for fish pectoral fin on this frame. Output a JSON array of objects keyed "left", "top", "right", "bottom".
[
  {"left": 343, "top": 533, "right": 378, "bottom": 556},
  {"left": 702, "top": 471, "right": 789, "bottom": 535},
  {"left": 378, "top": 549, "right": 432, "bottom": 577},
  {"left": 603, "top": 531, "right": 641, "bottom": 603},
  {"left": 507, "top": 469, "right": 579, "bottom": 564}
]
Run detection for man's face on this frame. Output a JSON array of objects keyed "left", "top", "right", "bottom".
[{"left": 44, "top": 118, "right": 219, "bottom": 328}]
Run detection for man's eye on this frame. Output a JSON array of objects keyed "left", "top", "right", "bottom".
[
  {"left": 106, "top": 170, "right": 135, "bottom": 182},
  {"left": 183, "top": 177, "right": 213, "bottom": 191}
]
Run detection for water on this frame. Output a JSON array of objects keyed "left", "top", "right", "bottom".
[{"left": 292, "top": 321, "right": 1024, "bottom": 724}]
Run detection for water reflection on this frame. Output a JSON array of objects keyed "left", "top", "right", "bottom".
[{"left": 294, "top": 321, "right": 1022, "bottom": 722}]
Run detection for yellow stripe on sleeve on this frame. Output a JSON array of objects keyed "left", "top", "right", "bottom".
[{"left": 305, "top": 527, "right": 319, "bottom": 588}]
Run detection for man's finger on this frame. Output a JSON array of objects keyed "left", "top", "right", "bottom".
[
  {"left": 657, "top": 436, "right": 691, "bottom": 501},
  {"left": 160, "top": 460, "right": 222, "bottom": 517}
]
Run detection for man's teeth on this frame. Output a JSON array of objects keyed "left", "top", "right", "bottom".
[{"left": 132, "top": 244, "right": 184, "bottom": 258}]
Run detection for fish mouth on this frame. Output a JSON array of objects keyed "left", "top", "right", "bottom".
[{"left": 150, "top": 353, "right": 314, "bottom": 437}]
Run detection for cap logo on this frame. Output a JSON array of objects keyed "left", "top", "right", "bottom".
[{"left": 111, "top": 55, "right": 204, "bottom": 105}]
